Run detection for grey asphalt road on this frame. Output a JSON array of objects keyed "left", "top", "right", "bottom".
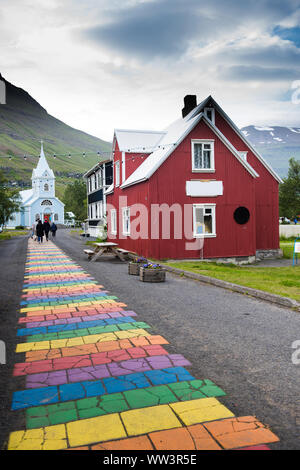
[{"left": 0, "top": 230, "right": 299, "bottom": 450}]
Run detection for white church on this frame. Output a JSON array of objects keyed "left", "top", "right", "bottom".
[{"left": 9, "top": 143, "right": 64, "bottom": 228}]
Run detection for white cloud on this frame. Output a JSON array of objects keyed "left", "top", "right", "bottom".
[{"left": 0, "top": 0, "right": 299, "bottom": 143}]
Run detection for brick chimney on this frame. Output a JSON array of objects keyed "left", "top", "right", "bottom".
[{"left": 182, "top": 95, "right": 197, "bottom": 118}]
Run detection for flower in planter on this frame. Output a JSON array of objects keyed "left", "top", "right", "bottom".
[
  {"left": 134, "top": 257, "right": 147, "bottom": 263},
  {"left": 142, "top": 263, "right": 162, "bottom": 269}
]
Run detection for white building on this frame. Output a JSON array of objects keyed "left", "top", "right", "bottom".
[
  {"left": 83, "top": 159, "right": 113, "bottom": 238},
  {"left": 8, "top": 142, "right": 64, "bottom": 228}
]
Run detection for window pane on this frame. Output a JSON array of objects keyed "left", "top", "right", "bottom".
[
  {"left": 195, "top": 207, "right": 204, "bottom": 234},
  {"left": 194, "top": 144, "right": 202, "bottom": 169},
  {"left": 203, "top": 150, "right": 211, "bottom": 168},
  {"left": 204, "top": 214, "right": 212, "bottom": 233},
  {"left": 206, "top": 110, "right": 212, "bottom": 120}
]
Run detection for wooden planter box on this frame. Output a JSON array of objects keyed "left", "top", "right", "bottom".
[
  {"left": 139, "top": 267, "right": 166, "bottom": 283},
  {"left": 128, "top": 262, "right": 145, "bottom": 276}
]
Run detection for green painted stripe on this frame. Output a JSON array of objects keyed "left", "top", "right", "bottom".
[{"left": 25, "top": 379, "right": 226, "bottom": 429}]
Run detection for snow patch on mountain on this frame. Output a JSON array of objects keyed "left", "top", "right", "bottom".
[{"left": 240, "top": 124, "right": 300, "bottom": 178}]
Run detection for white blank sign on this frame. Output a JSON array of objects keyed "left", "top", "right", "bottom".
[{"left": 186, "top": 180, "right": 223, "bottom": 197}]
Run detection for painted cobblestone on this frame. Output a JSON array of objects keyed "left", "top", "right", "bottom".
[{"left": 7, "top": 240, "right": 279, "bottom": 450}]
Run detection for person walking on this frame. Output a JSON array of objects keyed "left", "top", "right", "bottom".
[
  {"left": 36, "top": 220, "right": 44, "bottom": 243},
  {"left": 43, "top": 220, "right": 51, "bottom": 241},
  {"left": 32, "top": 218, "right": 39, "bottom": 241},
  {"left": 31, "top": 221, "right": 35, "bottom": 239},
  {"left": 50, "top": 222, "right": 57, "bottom": 238}
]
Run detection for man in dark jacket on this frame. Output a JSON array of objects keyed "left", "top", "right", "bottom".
[
  {"left": 36, "top": 220, "right": 44, "bottom": 243},
  {"left": 50, "top": 222, "right": 57, "bottom": 238},
  {"left": 43, "top": 220, "right": 51, "bottom": 241}
]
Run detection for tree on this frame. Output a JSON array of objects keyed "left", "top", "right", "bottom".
[
  {"left": 279, "top": 158, "right": 300, "bottom": 219},
  {"left": 63, "top": 180, "right": 87, "bottom": 222},
  {"left": 0, "top": 170, "right": 21, "bottom": 227}
]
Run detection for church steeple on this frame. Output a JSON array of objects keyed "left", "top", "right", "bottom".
[{"left": 32, "top": 141, "right": 55, "bottom": 197}]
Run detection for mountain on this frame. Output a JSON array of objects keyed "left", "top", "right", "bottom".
[
  {"left": 241, "top": 125, "right": 300, "bottom": 179},
  {"left": 0, "top": 72, "right": 298, "bottom": 192},
  {"left": 0, "top": 73, "right": 111, "bottom": 198}
]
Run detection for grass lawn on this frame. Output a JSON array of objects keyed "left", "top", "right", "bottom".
[
  {"left": 165, "top": 261, "right": 300, "bottom": 301},
  {"left": 280, "top": 240, "right": 297, "bottom": 259},
  {"left": 165, "top": 243, "right": 300, "bottom": 302},
  {"left": 0, "top": 229, "right": 29, "bottom": 241},
  {"left": 85, "top": 237, "right": 106, "bottom": 246}
]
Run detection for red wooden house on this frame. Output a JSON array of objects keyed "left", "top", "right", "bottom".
[{"left": 105, "top": 95, "right": 282, "bottom": 262}]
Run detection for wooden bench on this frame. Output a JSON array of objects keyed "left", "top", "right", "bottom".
[
  {"left": 115, "top": 248, "right": 138, "bottom": 259},
  {"left": 116, "top": 248, "right": 129, "bottom": 255},
  {"left": 115, "top": 248, "right": 130, "bottom": 261},
  {"left": 84, "top": 249, "right": 95, "bottom": 260}
]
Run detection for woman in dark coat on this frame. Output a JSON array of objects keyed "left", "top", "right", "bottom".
[
  {"left": 43, "top": 220, "right": 51, "bottom": 241},
  {"left": 36, "top": 220, "right": 44, "bottom": 243}
]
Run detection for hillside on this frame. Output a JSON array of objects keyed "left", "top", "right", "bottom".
[
  {"left": 241, "top": 125, "right": 300, "bottom": 179},
  {"left": 0, "top": 73, "right": 111, "bottom": 198},
  {"left": 0, "top": 73, "right": 298, "bottom": 194}
]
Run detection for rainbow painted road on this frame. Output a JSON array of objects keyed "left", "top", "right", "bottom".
[{"left": 7, "top": 240, "right": 279, "bottom": 450}]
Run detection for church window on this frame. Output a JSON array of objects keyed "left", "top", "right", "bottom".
[
  {"left": 41, "top": 200, "right": 52, "bottom": 206},
  {"left": 54, "top": 214, "right": 58, "bottom": 221},
  {"left": 44, "top": 183, "right": 49, "bottom": 191}
]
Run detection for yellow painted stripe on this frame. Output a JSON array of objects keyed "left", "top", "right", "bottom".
[
  {"left": 16, "top": 329, "right": 151, "bottom": 352},
  {"left": 8, "top": 399, "right": 235, "bottom": 450},
  {"left": 20, "top": 299, "right": 119, "bottom": 313}
]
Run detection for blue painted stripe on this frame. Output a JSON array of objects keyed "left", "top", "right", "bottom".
[
  {"left": 23, "top": 279, "right": 94, "bottom": 288},
  {"left": 20, "top": 292, "right": 108, "bottom": 305},
  {"left": 17, "top": 316, "right": 136, "bottom": 336},
  {"left": 11, "top": 367, "right": 194, "bottom": 410}
]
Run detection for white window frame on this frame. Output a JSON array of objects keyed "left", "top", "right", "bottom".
[
  {"left": 98, "top": 169, "right": 103, "bottom": 189},
  {"left": 122, "top": 151, "right": 126, "bottom": 183},
  {"left": 122, "top": 207, "right": 130, "bottom": 236},
  {"left": 193, "top": 203, "right": 216, "bottom": 238},
  {"left": 91, "top": 174, "right": 95, "bottom": 192},
  {"left": 204, "top": 107, "right": 215, "bottom": 124},
  {"left": 115, "top": 160, "right": 120, "bottom": 187},
  {"left": 111, "top": 209, "right": 117, "bottom": 235},
  {"left": 100, "top": 201, "right": 104, "bottom": 219},
  {"left": 191, "top": 139, "right": 215, "bottom": 172},
  {"left": 102, "top": 165, "right": 106, "bottom": 187}
]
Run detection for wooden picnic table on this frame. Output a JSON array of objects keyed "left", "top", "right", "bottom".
[{"left": 84, "top": 242, "right": 129, "bottom": 262}]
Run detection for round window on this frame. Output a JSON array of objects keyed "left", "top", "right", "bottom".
[{"left": 234, "top": 207, "right": 250, "bottom": 225}]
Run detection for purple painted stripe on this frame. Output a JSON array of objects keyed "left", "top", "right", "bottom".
[
  {"left": 24, "top": 311, "right": 138, "bottom": 328},
  {"left": 25, "top": 355, "right": 191, "bottom": 388}
]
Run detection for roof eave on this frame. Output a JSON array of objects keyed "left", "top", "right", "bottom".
[
  {"left": 203, "top": 116, "right": 259, "bottom": 179},
  {"left": 209, "top": 98, "right": 283, "bottom": 183},
  {"left": 83, "top": 159, "right": 111, "bottom": 178}
]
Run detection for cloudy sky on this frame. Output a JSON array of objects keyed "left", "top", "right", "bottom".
[{"left": 1, "top": 0, "right": 300, "bottom": 142}]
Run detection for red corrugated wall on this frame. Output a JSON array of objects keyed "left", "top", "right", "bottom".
[{"left": 214, "top": 110, "right": 279, "bottom": 250}]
